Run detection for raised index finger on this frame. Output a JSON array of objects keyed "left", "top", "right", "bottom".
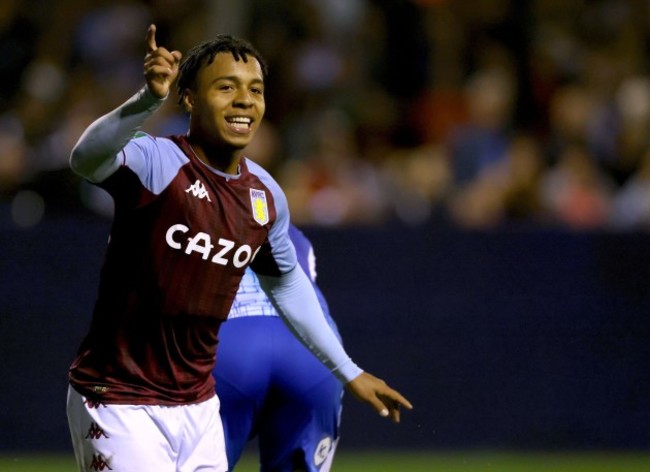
[{"left": 146, "top": 24, "right": 158, "bottom": 53}]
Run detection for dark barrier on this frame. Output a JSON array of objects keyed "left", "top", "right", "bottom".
[{"left": 1, "top": 214, "right": 649, "bottom": 452}]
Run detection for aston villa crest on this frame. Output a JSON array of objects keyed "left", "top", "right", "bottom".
[{"left": 250, "top": 188, "right": 269, "bottom": 225}]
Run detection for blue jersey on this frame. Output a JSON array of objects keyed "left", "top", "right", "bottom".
[
  {"left": 228, "top": 225, "right": 336, "bottom": 333},
  {"left": 215, "top": 225, "right": 343, "bottom": 471}
]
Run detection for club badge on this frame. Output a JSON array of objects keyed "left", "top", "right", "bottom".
[{"left": 250, "top": 188, "right": 269, "bottom": 225}]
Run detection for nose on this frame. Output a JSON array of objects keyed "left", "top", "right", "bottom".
[{"left": 233, "top": 88, "right": 253, "bottom": 107}]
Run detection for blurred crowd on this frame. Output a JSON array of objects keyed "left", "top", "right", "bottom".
[{"left": 3, "top": 0, "right": 650, "bottom": 231}]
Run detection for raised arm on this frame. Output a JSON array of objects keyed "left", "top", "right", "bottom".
[{"left": 69, "top": 24, "right": 182, "bottom": 182}]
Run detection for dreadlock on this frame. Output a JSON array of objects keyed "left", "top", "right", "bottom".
[{"left": 176, "top": 34, "right": 269, "bottom": 106}]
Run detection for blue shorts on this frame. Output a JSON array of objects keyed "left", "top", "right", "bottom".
[{"left": 213, "top": 316, "right": 344, "bottom": 472}]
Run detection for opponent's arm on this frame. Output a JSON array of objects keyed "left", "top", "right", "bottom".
[
  {"left": 258, "top": 266, "right": 413, "bottom": 423},
  {"left": 69, "top": 24, "right": 181, "bottom": 182}
]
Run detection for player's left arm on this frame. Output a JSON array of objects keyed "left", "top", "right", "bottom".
[
  {"left": 257, "top": 266, "right": 361, "bottom": 382},
  {"left": 258, "top": 267, "right": 413, "bottom": 423},
  {"left": 288, "top": 226, "right": 412, "bottom": 421},
  {"left": 252, "top": 173, "right": 413, "bottom": 422}
]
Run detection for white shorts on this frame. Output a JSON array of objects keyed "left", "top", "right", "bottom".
[{"left": 66, "top": 385, "right": 228, "bottom": 472}]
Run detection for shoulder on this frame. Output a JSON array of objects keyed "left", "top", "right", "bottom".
[
  {"left": 126, "top": 133, "right": 183, "bottom": 154},
  {"left": 242, "top": 157, "right": 289, "bottom": 214},
  {"left": 121, "top": 134, "right": 189, "bottom": 194},
  {"left": 242, "top": 158, "right": 282, "bottom": 193},
  {"left": 124, "top": 133, "right": 187, "bottom": 163}
]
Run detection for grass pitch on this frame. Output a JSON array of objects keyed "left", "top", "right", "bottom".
[{"left": 2, "top": 451, "right": 650, "bottom": 471}]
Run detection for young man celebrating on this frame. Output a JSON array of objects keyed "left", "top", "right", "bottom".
[{"left": 66, "top": 24, "right": 412, "bottom": 472}]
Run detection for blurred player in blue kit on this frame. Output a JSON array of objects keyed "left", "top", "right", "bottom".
[
  {"left": 65, "top": 24, "right": 412, "bottom": 472},
  {"left": 215, "top": 225, "right": 343, "bottom": 471}
]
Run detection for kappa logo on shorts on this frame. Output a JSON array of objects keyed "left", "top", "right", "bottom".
[
  {"left": 313, "top": 436, "right": 332, "bottom": 467},
  {"left": 186, "top": 179, "right": 212, "bottom": 202},
  {"left": 90, "top": 453, "right": 113, "bottom": 471},
  {"left": 84, "top": 398, "right": 106, "bottom": 409},
  {"left": 85, "top": 422, "right": 110, "bottom": 440},
  {"left": 250, "top": 188, "right": 269, "bottom": 225}
]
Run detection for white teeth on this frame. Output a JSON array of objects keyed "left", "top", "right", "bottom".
[
  {"left": 228, "top": 117, "right": 251, "bottom": 124},
  {"left": 227, "top": 117, "right": 251, "bottom": 130}
]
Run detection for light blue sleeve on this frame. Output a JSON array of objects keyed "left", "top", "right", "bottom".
[
  {"left": 258, "top": 265, "right": 362, "bottom": 383},
  {"left": 69, "top": 86, "right": 165, "bottom": 183}
]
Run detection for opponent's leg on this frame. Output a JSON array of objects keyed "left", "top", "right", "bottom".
[
  {"left": 215, "top": 376, "right": 259, "bottom": 469},
  {"left": 257, "top": 320, "right": 344, "bottom": 472},
  {"left": 213, "top": 317, "right": 273, "bottom": 469}
]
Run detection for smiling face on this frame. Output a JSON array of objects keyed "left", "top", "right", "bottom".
[{"left": 183, "top": 52, "right": 266, "bottom": 160}]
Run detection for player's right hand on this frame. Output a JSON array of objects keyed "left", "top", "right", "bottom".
[{"left": 144, "top": 24, "right": 182, "bottom": 99}]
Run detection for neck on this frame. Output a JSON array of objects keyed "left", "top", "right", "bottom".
[{"left": 186, "top": 136, "right": 242, "bottom": 174}]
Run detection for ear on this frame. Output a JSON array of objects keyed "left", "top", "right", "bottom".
[{"left": 182, "top": 90, "right": 194, "bottom": 112}]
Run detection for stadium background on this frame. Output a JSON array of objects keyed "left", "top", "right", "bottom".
[{"left": 2, "top": 0, "right": 650, "bottom": 469}]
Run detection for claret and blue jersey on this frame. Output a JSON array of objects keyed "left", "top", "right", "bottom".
[{"left": 69, "top": 132, "right": 297, "bottom": 405}]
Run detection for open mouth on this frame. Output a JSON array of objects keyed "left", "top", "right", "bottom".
[{"left": 226, "top": 116, "right": 252, "bottom": 131}]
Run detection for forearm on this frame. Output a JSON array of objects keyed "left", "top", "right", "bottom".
[
  {"left": 258, "top": 266, "right": 362, "bottom": 383},
  {"left": 69, "top": 86, "right": 165, "bottom": 182}
]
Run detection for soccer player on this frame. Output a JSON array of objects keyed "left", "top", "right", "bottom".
[
  {"left": 65, "top": 24, "right": 412, "bottom": 472},
  {"left": 215, "top": 224, "right": 343, "bottom": 471}
]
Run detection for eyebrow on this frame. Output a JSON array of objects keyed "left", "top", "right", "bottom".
[{"left": 212, "top": 76, "right": 264, "bottom": 86}]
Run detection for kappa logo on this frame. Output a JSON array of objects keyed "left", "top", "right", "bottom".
[
  {"left": 90, "top": 453, "right": 112, "bottom": 471},
  {"left": 84, "top": 398, "right": 106, "bottom": 409},
  {"left": 250, "top": 188, "right": 269, "bottom": 225},
  {"left": 313, "top": 436, "right": 332, "bottom": 467},
  {"left": 186, "top": 179, "right": 212, "bottom": 202},
  {"left": 85, "top": 422, "right": 109, "bottom": 440}
]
